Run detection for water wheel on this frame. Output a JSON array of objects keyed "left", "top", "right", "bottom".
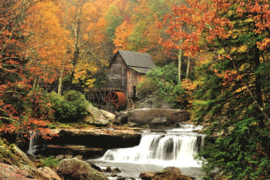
[{"left": 105, "top": 91, "right": 126, "bottom": 111}]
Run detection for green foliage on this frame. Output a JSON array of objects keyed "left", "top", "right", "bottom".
[
  {"left": 192, "top": 3, "right": 270, "bottom": 179},
  {"left": 137, "top": 63, "right": 186, "bottom": 108},
  {"left": 40, "top": 156, "right": 60, "bottom": 169},
  {"left": 0, "top": 138, "right": 20, "bottom": 166},
  {"left": 105, "top": 5, "right": 124, "bottom": 42},
  {"left": 47, "top": 91, "right": 90, "bottom": 123},
  {"left": 141, "top": 124, "right": 149, "bottom": 129}
]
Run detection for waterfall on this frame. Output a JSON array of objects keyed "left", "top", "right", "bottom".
[
  {"left": 27, "top": 131, "right": 46, "bottom": 155},
  {"left": 27, "top": 131, "right": 38, "bottom": 155},
  {"left": 100, "top": 124, "right": 204, "bottom": 167}
]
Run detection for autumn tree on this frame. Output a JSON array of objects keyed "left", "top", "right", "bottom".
[
  {"left": 0, "top": 0, "right": 53, "bottom": 138},
  {"left": 24, "top": 0, "right": 71, "bottom": 92},
  {"left": 165, "top": 0, "right": 270, "bottom": 179}
]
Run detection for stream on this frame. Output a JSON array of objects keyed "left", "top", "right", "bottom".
[
  {"left": 25, "top": 123, "right": 205, "bottom": 179},
  {"left": 88, "top": 123, "right": 205, "bottom": 179}
]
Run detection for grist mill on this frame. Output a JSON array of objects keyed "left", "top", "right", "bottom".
[{"left": 85, "top": 50, "right": 156, "bottom": 113}]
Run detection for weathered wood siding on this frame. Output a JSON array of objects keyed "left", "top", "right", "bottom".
[
  {"left": 107, "top": 53, "right": 127, "bottom": 91},
  {"left": 126, "top": 67, "right": 144, "bottom": 97}
]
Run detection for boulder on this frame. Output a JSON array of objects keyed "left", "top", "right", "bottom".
[
  {"left": 139, "top": 167, "right": 194, "bottom": 180},
  {"left": 38, "top": 166, "right": 62, "bottom": 180},
  {"left": 48, "top": 128, "right": 141, "bottom": 150},
  {"left": 64, "top": 154, "right": 73, "bottom": 159},
  {"left": 127, "top": 122, "right": 140, "bottom": 127},
  {"left": 139, "top": 172, "right": 155, "bottom": 180},
  {"left": 127, "top": 108, "right": 190, "bottom": 127},
  {"left": 1, "top": 145, "right": 57, "bottom": 180},
  {"left": 57, "top": 158, "right": 108, "bottom": 180},
  {"left": 87, "top": 161, "right": 101, "bottom": 172},
  {"left": 112, "top": 167, "right": 121, "bottom": 173},
  {"left": 105, "top": 166, "right": 112, "bottom": 172},
  {"left": 112, "top": 111, "right": 128, "bottom": 125},
  {"left": 74, "top": 155, "right": 83, "bottom": 160},
  {"left": 100, "top": 110, "right": 115, "bottom": 121},
  {"left": 111, "top": 173, "right": 117, "bottom": 177},
  {"left": 56, "top": 155, "right": 65, "bottom": 160},
  {"left": 14, "top": 146, "right": 36, "bottom": 168},
  {"left": 13, "top": 146, "right": 45, "bottom": 178},
  {"left": 85, "top": 105, "right": 109, "bottom": 126},
  {"left": 0, "top": 163, "right": 34, "bottom": 180},
  {"left": 117, "top": 176, "right": 125, "bottom": 180},
  {"left": 84, "top": 116, "right": 109, "bottom": 126},
  {"left": 138, "top": 98, "right": 174, "bottom": 109}
]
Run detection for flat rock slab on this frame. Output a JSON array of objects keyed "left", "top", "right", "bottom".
[
  {"left": 127, "top": 108, "right": 190, "bottom": 126},
  {"left": 48, "top": 128, "right": 141, "bottom": 149},
  {"left": 57, "top": 158, "right": 108, "bottom": 180},
  {"left": 0, "top": 163, "right": 35, "bottom": 180}
]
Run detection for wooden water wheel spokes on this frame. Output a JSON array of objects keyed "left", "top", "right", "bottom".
[{"left": 105, "top": 91, "right": 126, "bottom": 111}]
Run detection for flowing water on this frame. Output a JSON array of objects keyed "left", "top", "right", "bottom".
[
  {"left": 26, "top": 131, "right": 46, "bottom": 155},
  {"left": 90, "top": 123, "right": 205, "bottom": 179},
  {"left": 25, "top": 123, "right": 205, "bottom": 179}
]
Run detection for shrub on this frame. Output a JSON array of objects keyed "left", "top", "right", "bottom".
[
  {"left": 47, "top": 91, "right": 90, "bottom": 123},
  {"left": 137, "top": 63, "right": 187, "bottom": 108},
  {"left": 40, "top": 156, "right": 60, "bottom": 169}
]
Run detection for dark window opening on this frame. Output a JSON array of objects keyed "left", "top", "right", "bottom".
[{"left": 133, "top": 86, "right": 136, "bottom": 97}]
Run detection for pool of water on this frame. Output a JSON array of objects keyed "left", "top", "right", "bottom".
[{"left": 88, "top": 160, "right": 203, "bottom": 179}]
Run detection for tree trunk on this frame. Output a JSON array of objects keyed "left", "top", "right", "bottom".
[
  {"left": 33, "top": 76, "right": 37, "bottom": 90},
  {"left": 58, "top": 52, "right": 66, "bottom": 95},
  {"left": 186, "top": 56, "right": 190, "bottom": 80},
  {"left": 178, "top": 34, "right": 183, "bottom": 83},
  {"left": 68, "top": 50, "right": 79, "bottom": 90}
]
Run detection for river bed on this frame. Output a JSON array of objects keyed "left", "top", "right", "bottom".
[{"left": 88, "top": 123, "right": 205, "bottom": 179}]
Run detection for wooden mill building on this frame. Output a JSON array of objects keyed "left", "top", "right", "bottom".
[{"left": 86, "top": 50, "right": 156, "bottom": 112}]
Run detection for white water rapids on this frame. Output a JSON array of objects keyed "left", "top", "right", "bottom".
[{"left": 99, "top": 123, "right": 204, "bottom": 167}]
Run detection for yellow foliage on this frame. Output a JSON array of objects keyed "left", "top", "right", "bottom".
[{"left": 73, "top": 62, "right": 98, "bottom": 88}]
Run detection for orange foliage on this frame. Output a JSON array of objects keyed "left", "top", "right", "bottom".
[
  {"left": 113, "top": 21, "right": 135, "bottom": 53},
  {"left": 24, "top": 0, "right": 71, "bottom": 84}
]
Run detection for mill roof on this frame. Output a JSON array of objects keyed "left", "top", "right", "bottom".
[
  {"left": 111, "top": 50, "right": 156, "bottom": 74},
  {"left": 118, "top": 50, "right": 156, "bottom": 68}
]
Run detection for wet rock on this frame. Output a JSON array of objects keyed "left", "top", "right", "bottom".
[
  {"left": 105, "top": 166, "right": 112, "bottom": 172},
  {"left": 13, "top": 146, "right": 46, "bottom": 178},
  {"left": 48, "top": 129, "right": 141, "bottom": 149},
  {"left": 127, "top": 122, "right": 140, "bottom": 127},
  {"left": 113, "top": 111, "right": 128, "bottom": 125},
  {"left": 55, "top": 154, "right": 65, "bottom": 160},
  {"left": 139, "top": 172, "right": 155, "bottom": 180},
  {"left": 111, "top": 173, "right": 117, "bottom": 177},
  {"left": 14, "top": 146, "right": 36, "bottom": 168},
  {"left": 0, "top": 163, "right": 34, "bottom": 180},
  {"left": 74, "top": 155, "right": 83, "bottom": 160},
  {"left": 84, "top": 116, "right": 110, "bottom": 126},
  {"left": 64, "top": 154, "right": 73, "bottom": 159},
  {"left": 100, "top": 110, "right": 115, "bottom": 121},
  {"left": 57, "top": 158, "right": 108, "bottom": 180},
  {"left": 112, "top": 167, "right": 121, "bottom": 173},
  {"left": 127, "top": 108, "right": 190, "bottom": 127},
  {"left": 140, "top": 167, "right": 194, "bottom": 180},
  {"left": 87, "top": 161, "right": 101, "bottom": 172},
  {"left": 43, "top": 145, "right": 105, "bottom": 159},
  {"left": 1, "top": 145, "right": 57, "bottom": 180},
  {"left": 163, "top": 166, "right": 182, "bottom": 174},
  {"left": 37, "top": 166, "right": 62, "bottom": 180},
  {"left": 85, "top": 105, "right": 109, "bottom": 126},
  {"left": 116, "top": 177, "right": 125, "bottom": 180}
]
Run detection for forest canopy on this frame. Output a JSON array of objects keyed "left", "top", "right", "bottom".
[{"left": 0, "top": 0, "right": 270, "bottom": 179}]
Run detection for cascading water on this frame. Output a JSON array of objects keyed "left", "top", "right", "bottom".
[
  {"left": 27, "top": 131, "right": 46, "bottom": 155},
  {"left": 100, "top": 123, "right": 204, "bottom": 167},
  {"left": 27, "top": 131, "right": 39, "bottom": 155}
]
